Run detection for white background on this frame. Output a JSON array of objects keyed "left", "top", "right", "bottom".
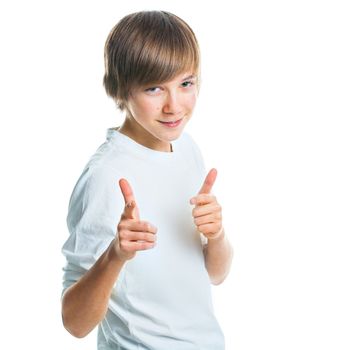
[{"left": 0, "top": 0, "right": 342, "bottom": 349}]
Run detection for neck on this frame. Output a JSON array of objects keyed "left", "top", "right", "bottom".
[{"left": 117, "top": 116, "right": 173, "bottom": 152}]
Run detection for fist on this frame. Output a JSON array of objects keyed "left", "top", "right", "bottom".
[
  {"left": 113, "top": 178, "right": 158, "bottom": 261},
  {"left": 190, "top": 168, "right": 224, "bottom": 241}
]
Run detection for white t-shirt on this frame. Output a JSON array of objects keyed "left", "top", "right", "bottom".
[{"left": 62, "top": 127, "right": 225, "bottom": 350}]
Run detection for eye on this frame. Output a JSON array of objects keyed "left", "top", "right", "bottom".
[
  {"left": 181, "top": 80, "right": 195, "bottom": 88},
  {"left": 145, "top": 86, "right": 161, "bottom": 93}
]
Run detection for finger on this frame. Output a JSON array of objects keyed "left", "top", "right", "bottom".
[
  {"left": 119, "top": 179, "right": 139, "bottom": 219},
  {"left": 190, "top": 193, "right": 216, "bottom": 206},
  {"left": 198, "top": 168, "right": 217, "bottom": 194},
  {"left": 120, "top": 199, "right": 138, "bottom": 220},
  {"left": 197, "top": 222, "right": 222, "bottom": 235},
  {"left": 121, "top": 240, "right": 155, "bottom": 252},
  {"left": 124, "top": 231, "right": 157, "bottom": 243},
  {"left": 119, "top": 178, "right": 136, "bottom": 205},
  {"left": 194, "top": 212, "right": 221, "bottom": 226},
  {"left": 125, "top": 220, "right": 158, "bottom": 234},
  {"left": 130, "top": 241, "right": 156, "bottom": 251},
  {"left": 192, "top": 203, "right": 221, "bottom": 218}
]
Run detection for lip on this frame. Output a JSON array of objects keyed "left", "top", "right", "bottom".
[{"left": 158, "top": 118, "right": 183, "bottom": 128}]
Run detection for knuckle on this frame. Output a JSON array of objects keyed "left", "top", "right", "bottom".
[
  {"left": 142, "top": 242, "right": 149, "bottom": 250},
  {"left": 121, "top": 230, "right": 131, "bottom": 240},
  {"left": 117, "top": 228, "right": 126, "bottom": 238},
  {"left": 140, "top": 221, "right": 149, "bottom": 231},
  {"left": 120, "top": 212, "right": 129, "bottom": 221},
  {"left": 120, "top": 240, "right": 128, "bottom": 250},
  {"left": 148, "top": 242, "right": 156, "bottom": 249},
  {"left": 138, "top": 242, "right": 148, "bottom": 250},
  {"left": 117, "top": 229, "right": 123, "bottom": 239},
  {"left": 144, "top": 233, "right": 151, "bottom": 241}
]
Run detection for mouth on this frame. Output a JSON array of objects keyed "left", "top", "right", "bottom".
[{"left": 158, "top": 118, "right": 183, "bottom": 128}]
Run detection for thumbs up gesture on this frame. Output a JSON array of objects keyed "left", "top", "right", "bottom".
[
  {"left": 190, "top": 168, "right": 224, "bottom": 241},
  {"left": 112, "top": 178, "right": 158, "bottom": 262}
]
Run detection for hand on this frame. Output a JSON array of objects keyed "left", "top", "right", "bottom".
[
  {"left": 113, "top": 178, "right": 158, "bottom": 262},
  {"left": 190, "top": 168, "right": 224, "bottom": 241}
]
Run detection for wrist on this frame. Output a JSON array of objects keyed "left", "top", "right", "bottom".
[
  {"left": 207, "top": 227, "right": 225, "bottom": 243},
  {"left": 106, "top": 239, "right": 127, "bottom": 265}
]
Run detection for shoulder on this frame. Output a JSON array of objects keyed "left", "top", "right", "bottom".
[
  {"left": 67, "top": 149, "right": 123, "bottom": 217},
  {"left": 66, "top": 161, "right": 123, "bottom": 232},
  {"left": 177, "top": 130, "right": 201, "bottom": 153},
  {"left": 73, "top": 139, "right": 125, "bottom": 192},
  {"left": 71, "top": 163, "right": 121, "bottom": 202},
  {"left": 180, "top": 131, "right": 204, "bottom": 158},
  {"left": 179, "top": 130, "right": 207, "bottom": 176},
  {"left": 83, "top": 139, "right": 121, "bottom": 173},
  {"left": 179, "top": 130, "right": 195, "bottom": 145}
]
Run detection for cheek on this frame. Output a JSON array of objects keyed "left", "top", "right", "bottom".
[
  {"left": 144, "top": 100, "right": 160, "bottom": 115},
  {"left": 185, "top": 93, "right": 197, "bottom": 110},
  {"left": 132, "top": 99, "right": 159, "bottom": 119}
]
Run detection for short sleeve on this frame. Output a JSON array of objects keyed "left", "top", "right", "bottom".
[{"left": 61, "top": 165, "right": 121, "bottom": 297}]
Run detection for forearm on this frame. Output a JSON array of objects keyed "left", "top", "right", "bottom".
[
  {"left": 203, "top": 228, "right": 234, "bottom": 285},
  {"left": 62, "top": 239, "right": 126, "bottom": 338}
]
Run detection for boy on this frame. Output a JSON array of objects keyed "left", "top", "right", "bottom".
[{"left": 61, "top": 10, "right": 234, "bottom": 350}]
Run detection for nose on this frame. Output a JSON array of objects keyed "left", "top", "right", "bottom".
[{"left": 162, "top": 91, "right": 182, "bottom": 115}]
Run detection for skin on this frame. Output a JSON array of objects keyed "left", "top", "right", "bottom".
[
  {"left": 118, "top": 70, "right": 199, "bottom": 152},
  {"left": 62, "top": 71, "right": 233, "bottom": 338},
  {"left": 118, "top": 69, "right": 233, "bottom": 284},
  {"left": 62, "top": 179, "right": 158, "bottom": 338},
  {"left": 190, "top": 168, "right": 234, "bottom": 285}
]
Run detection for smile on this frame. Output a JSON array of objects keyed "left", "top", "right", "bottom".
[{"left": 158, "top": 118, "right": 183, "bottom": 128}]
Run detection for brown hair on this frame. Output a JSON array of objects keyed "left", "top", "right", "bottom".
[{"left": 103, "top": 10, "right": 201, "bottom": 112}]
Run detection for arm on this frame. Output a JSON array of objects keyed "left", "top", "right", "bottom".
[
  {"left": 203, "top": 228, "right": 234, "bottom": 285},
  {"left": 62, "top": 240, "right": 125, "bottom": 338},
  {"left": 62, "top": 179, "right": 157, "bottom": 338},
  {"left": 190, "top": 169, "right": 234, "bottom": 285}
]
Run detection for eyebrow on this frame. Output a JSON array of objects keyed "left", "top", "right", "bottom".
[
  {"left": 142, "top": 75, "right": 196, "bottom": 90},
  {"left": 182, "top": 75, "right": 196, "bottom": 81}
]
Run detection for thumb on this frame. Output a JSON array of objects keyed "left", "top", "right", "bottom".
[
  {"left": 119, "top": 178, "right": 139, "bottom": 219},
  {"left": 198, "top": 168, "right": 217, "bottom": 194}
]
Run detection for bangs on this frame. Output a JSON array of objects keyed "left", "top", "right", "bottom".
[
  {"left": 103, "top": 11, "right": 201, "bottom": 110},
  {"left": 127, "top": 16, "right": 200, "bottom": 89}
]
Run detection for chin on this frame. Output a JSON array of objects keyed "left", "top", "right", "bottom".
[
  {"left": 153, "top": 133, "right": 178, "bottom": 146},
  {"left": 153, "top": 118, "right": 188, "bottom": 141},
  {"left": 165, "top": 127, "right": 185, "bottom": 140}
]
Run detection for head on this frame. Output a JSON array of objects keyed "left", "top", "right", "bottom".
[{"left": 103, "top": 11, "right": 201, "bottom": 151}]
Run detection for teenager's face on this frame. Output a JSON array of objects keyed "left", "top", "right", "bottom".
[{"left": 120, "top": 71, "right": 199, "bottom": 152}]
